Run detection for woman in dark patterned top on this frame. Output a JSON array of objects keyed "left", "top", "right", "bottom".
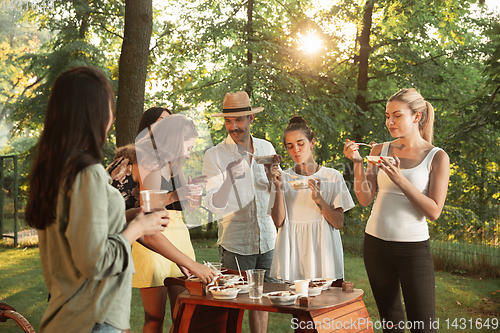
[{"left": 107, "top": 107, "right": 214, "bottom": 333}]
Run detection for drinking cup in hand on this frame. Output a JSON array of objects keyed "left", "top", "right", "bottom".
[{"left": 140, "top": 190, "right": 168, "bottom": 214}]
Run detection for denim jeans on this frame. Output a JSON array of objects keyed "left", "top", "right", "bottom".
[
  {"left": 219, "top": 246, "right": 274, "bottom": 281},
  {"left": 363, "top": 233, "right": 436, "bottom": 333},
  {"left": 91, "top": 323, "right": 125, "bottom": 333}
]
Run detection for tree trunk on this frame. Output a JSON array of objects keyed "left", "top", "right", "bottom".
[
  {"left": 116, "top": 0, "right": 153, "bottom": 146},
  {"left": 346, "top": 0, "right": 375, "bottom": 185},
  {"left": 354, "top": 0, "right": 375, "bottom": 128},
  {"left": 245, "top": 0, "right": 254, "bottom": 97}
]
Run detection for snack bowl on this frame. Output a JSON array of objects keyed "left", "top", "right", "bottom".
[
  {"left": 366, "top": 156, "right": 395, "bottom": 166},
  {"left": 226, "top": 281, "right": 249, "bottom": 293},
  {"left": 311, "top": 278, "right": 334, "bottom": 290},
  {"left": 263, "top": 291, "right": 299, "bottom": 306},
  {"left": 208, "top": 286, "right": 240, "bottom": 299},
  {"left": 254, "top": 155, "right": 275, "bottom": 164},
  {"left": 288, "top": 179, "right": 309, "bottom": 190},
  {"left": 308, "top": 282, "right": 324, "bottom": 296},
  {"left": 219, "top": 274, "right": 243, "bottom": 284}
]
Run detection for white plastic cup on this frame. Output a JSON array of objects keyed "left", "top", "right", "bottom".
[
  {"left": 294, "top": 279, "right": 309, "bottom": 297},
  {"left": 187, "top": 184, "right": 203, "bottom": 209},
  {"left": 140, "top": 190, "right": 168, "bottom": 213},
  {"left": 247, "top": 269, "right": 265, "bottom": 299}
]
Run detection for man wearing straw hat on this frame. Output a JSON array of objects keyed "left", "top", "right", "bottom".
[{"left": 203, "top": 91, "right": 279, "bottom": 333}]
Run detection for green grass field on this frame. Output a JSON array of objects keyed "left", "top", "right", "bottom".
[{"left": 1, "top": 239, "right": 499, "bottom": 332}]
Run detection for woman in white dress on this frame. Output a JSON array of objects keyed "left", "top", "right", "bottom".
[{"left": 269, "top": 115, "right": 355, "bottom": 284}]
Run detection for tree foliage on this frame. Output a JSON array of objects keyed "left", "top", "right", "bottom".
[{"left": 1, "top": 0, "right": 499, "bottom": 244}]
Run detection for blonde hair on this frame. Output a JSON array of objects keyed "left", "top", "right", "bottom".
[{"left": 388, "top": 88, "right": 435, "bottom": 143}]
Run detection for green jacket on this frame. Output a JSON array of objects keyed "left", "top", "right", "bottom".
[{"left": 38, "top": 164, "right": 133, "bottom": 333}]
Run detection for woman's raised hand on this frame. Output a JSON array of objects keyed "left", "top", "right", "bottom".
[
  {"left": 309, "top": 178, "right": 323, "bottom": 203},
  {"left": 343, "top": 139, "right": 363, "bottom": 163},
  {"left": 378, "top": 155, "right": 404, "bottom": 185},
  {"left": 270, "top": 164, "right": 283, "bottom": 190},
  {"left": 123, "top": 209, "right": 168, "bottom": 244}
]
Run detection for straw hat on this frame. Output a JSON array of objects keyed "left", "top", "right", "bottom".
[{"left": 211, "top": 91, "right": 264, "bottom": 117}]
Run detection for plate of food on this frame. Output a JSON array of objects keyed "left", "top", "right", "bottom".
[
  {"left": 288, "top": 179, "right": 309, "bottom": 190},
  {"left": 263, "top": 291, "right": 299, "bottom": 305},
  {"left": 219, "top": 274, "right": 243, "bottom": 284},
  {"left": 307, "top": 281, "right": 324, "bottom": 296},
  {"left": 366, "top": 155, "right": 395, "bottom": 166},
  {"left": 310, "top": 278, "right": 334, "bottom": 290},
  {"left": 226, "top": 281, "right": 249, "bottom": 293},
  {"left": 208, "top": 286, "right": 240, "bottom": 299}
]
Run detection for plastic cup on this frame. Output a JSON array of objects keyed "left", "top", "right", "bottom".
[
  {"left": 140, "top": 190, "right": 168, "bottom": 213},
  {"left": 187, "top": 184, "right": 203, "bottom": 209},
  {"left": 247, "top": 269, "right": 265, "bottom": 299},
  {"left": 294, "top": 280, "right": 309, "bottom": 297}
]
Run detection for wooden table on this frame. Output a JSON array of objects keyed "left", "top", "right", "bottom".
[{"left": 168, "top": 280, "right": 374, "bottom": 333}]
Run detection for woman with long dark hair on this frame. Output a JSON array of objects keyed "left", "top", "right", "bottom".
[
  {"left": 344, "top": 88, "right": 450, "bottom": 332},
  {"left": 26, "top": 66, "right": 167, "bottom": 333}
]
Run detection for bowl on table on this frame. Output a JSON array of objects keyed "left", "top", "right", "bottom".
[
  {"left": 311, "top": 278, "right": 334, "bottom": 290},
  {"left": 219, "top": 274, "right": 243, "bottom": 285},
  {"left": 307, "top": 282, "right": 324, "bottom": 296},
  {"left": 226, "top": 281, "right": 249, "bottom": 293},
  {"left": 263, "top": 291, "right": 299, "bottom": 306},
  {"left": 208, "top": 286, "right": 240, "bottom": 299}
]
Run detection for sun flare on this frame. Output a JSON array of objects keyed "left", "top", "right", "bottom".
[{"left": 300, "top": 33, "right": 323, "bottom": 54}]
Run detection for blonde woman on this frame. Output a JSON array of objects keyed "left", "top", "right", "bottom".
[{"left": 344, "top": 88, "right": 450, "bottom": 333}]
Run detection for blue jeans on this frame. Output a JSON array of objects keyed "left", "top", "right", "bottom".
[{"left": 91, "top": 323, "right": 125, "bottom": 333}]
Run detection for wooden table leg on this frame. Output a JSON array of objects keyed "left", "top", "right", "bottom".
[
  {"left": 176, "top": 304, "right": 196, "bottom": 333},
  {"left": 226, "top": 308, "right": 244, "bottom": 333}
]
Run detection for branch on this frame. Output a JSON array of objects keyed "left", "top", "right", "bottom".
[
  {"left": 18, "top": 76, "right": 45, "bottom": 99},
  {"left": 182, "top": 79, "right": 224, "bottom": 92},
  {"left": 369, "top": 47, "right": 480, "bottom": 81},
  {"left": 150, "top": 28, "right": 171, "bottom": 53},
  {"left": 491, "top": 84, "right": 500, "bottom": 103},
  {"left": 98, "top": 23, "right": 123, "bottom": 40}
]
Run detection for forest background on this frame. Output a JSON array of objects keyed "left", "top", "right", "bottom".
[{"left": 0, "top": 0, "right": 499, "bottom": 276}]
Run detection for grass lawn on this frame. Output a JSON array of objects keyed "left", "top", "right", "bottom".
[{"left": 1, "top": 238, "right": 499, "bottom": 332}]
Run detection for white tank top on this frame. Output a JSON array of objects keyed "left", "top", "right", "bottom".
[{"left": 365, "top": 142, "right": 442, "bottom": 242}]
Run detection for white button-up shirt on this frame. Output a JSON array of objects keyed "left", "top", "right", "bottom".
[{"left": 202, "top": 135, "right": 277, "bottom": 255}]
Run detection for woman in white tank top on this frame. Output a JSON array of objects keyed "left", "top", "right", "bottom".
[{"left": 343, "top": 89, "right": 450, "bottom": 333}]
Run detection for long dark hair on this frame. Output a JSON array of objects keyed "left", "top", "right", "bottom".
[
  {"left": 26, "top": 66, "right": 114, "bottom": 229},
  {"left": 137, "top": 107, "right": 171, "bottom": 134}
]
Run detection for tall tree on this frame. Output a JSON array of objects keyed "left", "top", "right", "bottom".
[{"left": 116, "top": 0, "right": 153, "bottom": 146}]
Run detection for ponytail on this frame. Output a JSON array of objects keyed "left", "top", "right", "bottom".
[
  {"left": 420, "top": 101, "right": 434, "bottom": 144},
  {"left": 388, "top": 88, "right": 434, "bottom": 143}
]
